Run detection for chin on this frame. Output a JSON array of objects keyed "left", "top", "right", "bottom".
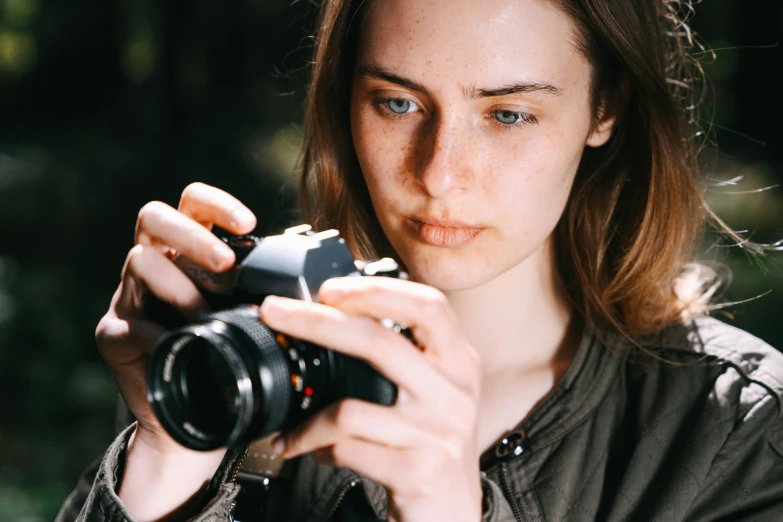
[{"left": 397, "top": 246, "right": 504, "bottom": 292}]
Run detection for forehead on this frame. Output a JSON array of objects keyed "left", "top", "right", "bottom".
[{"left": 356, "top": 0, "right": 588, "bottom": 92}]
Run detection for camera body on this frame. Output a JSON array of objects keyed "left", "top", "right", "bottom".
[{"left": 145, "top": 225, "right": 401, "bottom": 451}]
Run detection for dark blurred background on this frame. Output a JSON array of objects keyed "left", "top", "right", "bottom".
[{"left": 0, "top": 0, "right": 780, "bottom": 519}]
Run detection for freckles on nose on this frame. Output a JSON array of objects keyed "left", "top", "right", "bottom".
[{"left": 416, "top": 119, "right": 482, "bottom": 195}]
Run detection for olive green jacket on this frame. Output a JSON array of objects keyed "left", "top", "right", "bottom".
[{"left": 57, "top": 316, "right": 783, "bottom": 521}]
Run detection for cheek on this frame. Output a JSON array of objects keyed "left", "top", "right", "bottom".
[
  {"left": 494, "top": 91, "right": 594, "bottom": 224},
  {"left": 483, "top": 130, "right": 582, "bottom": 228},
  {"left": 351, "top": 107, "right": 417, "bottom": 204}
]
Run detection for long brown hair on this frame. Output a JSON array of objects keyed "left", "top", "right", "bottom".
[{"left": 298, "top": 0, "right": 722, "bottom": 340}]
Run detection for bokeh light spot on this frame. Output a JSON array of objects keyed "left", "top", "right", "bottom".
[
  {"left": 1, "top": 0, "right": 40, "bottom": 27},
  {"left": 122, "top": 34, "right": 156, "bottom": 83},
  {"left": 0, "top": 31, "right": 37, "bottom": 74}
]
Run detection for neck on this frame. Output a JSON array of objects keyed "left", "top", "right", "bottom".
[{"left": 443, "top": 237, "right": 578, "bottom": 377}]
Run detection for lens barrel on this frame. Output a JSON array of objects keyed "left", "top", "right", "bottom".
[
  {"left": 148, "top": 304, "right": 398, "bottom": 451},
  {"left": 147, "top": 306, "right": 291, "bottom": 451}
]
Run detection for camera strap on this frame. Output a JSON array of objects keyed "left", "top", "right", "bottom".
[
  {"left": 232, "top": 434, "right": 290, "bottom": 522},
  {"left": 238, "top": 434, "right": 287, "bottom": 478}
]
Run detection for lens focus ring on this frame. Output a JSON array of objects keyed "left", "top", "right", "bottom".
[{"left": 205, "top": 306, "right": 291, "bottom": 439}]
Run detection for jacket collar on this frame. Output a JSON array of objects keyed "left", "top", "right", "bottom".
[{"left": 501, "top": 326, "right": 627, "bottom": 452}]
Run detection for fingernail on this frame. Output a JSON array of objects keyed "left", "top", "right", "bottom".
[
  {"left": 230, "top": 208, "right": 255, "bottom": 230},
  {"left": 271, "top": 436, "right": 286, "bottom": 455},
  {"left": 210, "top": 242, "right": 234, "bottom": 269}
]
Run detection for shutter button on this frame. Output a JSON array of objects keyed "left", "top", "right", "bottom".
[{"left": 495, "top": 430, "right": 528, "bottom": 461}]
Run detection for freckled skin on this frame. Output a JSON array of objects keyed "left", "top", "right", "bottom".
[{"left": 350, "top": 0, "right": 613, "bottom": 291}]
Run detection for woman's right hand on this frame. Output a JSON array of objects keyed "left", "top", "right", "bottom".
[{"left": 95, "top": 182, "right": 256, "bottom": 453}]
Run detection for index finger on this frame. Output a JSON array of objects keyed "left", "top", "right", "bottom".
[
  {"left": 318, "top": 277, "right": 482, "bottom": 384},
  {"left": 178, "top": 182, "right": 257, "bottom": 235}
]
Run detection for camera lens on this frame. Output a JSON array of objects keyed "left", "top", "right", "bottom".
[
  {"left": 176, "top": 336, "right": 240, "bottom": 429},
  {"left": 147, "top": 307, "right": 293, "bottom": 451},
  {"left": 147, "top": 305, "right": 397, "bottom": 451},
  {"left": 147, "top": 324, "right": 256, "bottom": 450}
]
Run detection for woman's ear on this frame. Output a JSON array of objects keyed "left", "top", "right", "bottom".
[
  {"left": 586, "top": 108, "right": 617, "bottom": 148},
  {"left": 586, "top": 80, "right": 628, "bottom": 148}
]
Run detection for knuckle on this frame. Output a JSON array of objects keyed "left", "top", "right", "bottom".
[
  {"left": 127, "top": 243, "right": 146, "bottom": 260},
  {"left": 136, "top": 201, "right": 169, "bottom": 240},
  {"left": 94, "top": 315, "right": 111, "bottom": 345},
  {"left": 127, "top": 242, "right": 151, "bottom": 267},
  {"left": 420, "top": 289, "right": 449, "bottom": 316},
  {"left": 407, "top": 457, "right": 437, "bottom": 494},
  {"left": 180, "top": 182, "right": 208, "bottom": 203},
  {"left": 332, "top": 400, "right": 361, "bottom": 432},
  {"left": 434, "top": 435, "right": 464, "bottom": 462},
  {"left": 366, "top": 319, "right": 393, "bottom": 345},
  {"left": 137, "top": 200, "right": 165, "bottom": 225},
  {"left": 95, "top": 314, "right": 124, "bottom": 350},
  {"left": 122, "top": 244, "right": 147, "bottom": 276}
]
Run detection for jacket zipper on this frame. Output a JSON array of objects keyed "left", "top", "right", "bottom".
[
  {"left": 499, "top": 463, "right": 523, "bottom": 522},
  {"left": 327, "top": 478, "right": 360, "bottom": 520},
  {"left": 230, "top": 447, "right": 250, "bottom": 483},
  {"left": 226, "top": 447, "right": 250, "bottom": 520},
  {"left": 493, "top": 429, "right": 528, "bottom": 522}
]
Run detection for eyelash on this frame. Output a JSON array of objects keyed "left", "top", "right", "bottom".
[
  {"left": 488, "top": 110, "right": 538, "bottom": 132},
  {"left": 371, "top": 96, "right": 538, "bottom": 131}
]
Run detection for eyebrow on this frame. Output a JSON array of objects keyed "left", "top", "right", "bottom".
[{"left": 356, "top": 64, "right": 564, "bottom": 99}]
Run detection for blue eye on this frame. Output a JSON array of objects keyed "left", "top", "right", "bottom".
[
  {"left": 374, "top": 97, "right": 419, "bottom": 115},
  {"left": 388, "top": 98, "right": 413, "bottom": 114},
  {"left": 494, "top": 110, "right": 528, "bottom": 125}
]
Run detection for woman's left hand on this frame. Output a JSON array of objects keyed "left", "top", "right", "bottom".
[{"left": 259, "top": 275, "right": 484, "bottom": 522}]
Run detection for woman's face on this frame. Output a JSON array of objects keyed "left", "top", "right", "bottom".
[{"left": 350, "top": 0, "right": 612, "bottom": 291}]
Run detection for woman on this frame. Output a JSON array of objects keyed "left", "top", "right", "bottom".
[{"left": 58, "top": 0, "right": 783, "bottom": 521}]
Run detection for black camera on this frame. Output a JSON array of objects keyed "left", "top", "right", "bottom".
[{"left": 145, "top": 224, "right": 401, "bottom": 451}]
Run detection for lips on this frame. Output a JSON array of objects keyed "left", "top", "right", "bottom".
[
  {"left": 404, "top": 216, "right": 484, "bottom": 247},
  {"left": 409, "top": 214, "right": 480, "bottom": 228}
]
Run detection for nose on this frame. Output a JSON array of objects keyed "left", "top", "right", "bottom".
[{"left": 414, "top": 115, "right": 474, "bottom": 198}]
